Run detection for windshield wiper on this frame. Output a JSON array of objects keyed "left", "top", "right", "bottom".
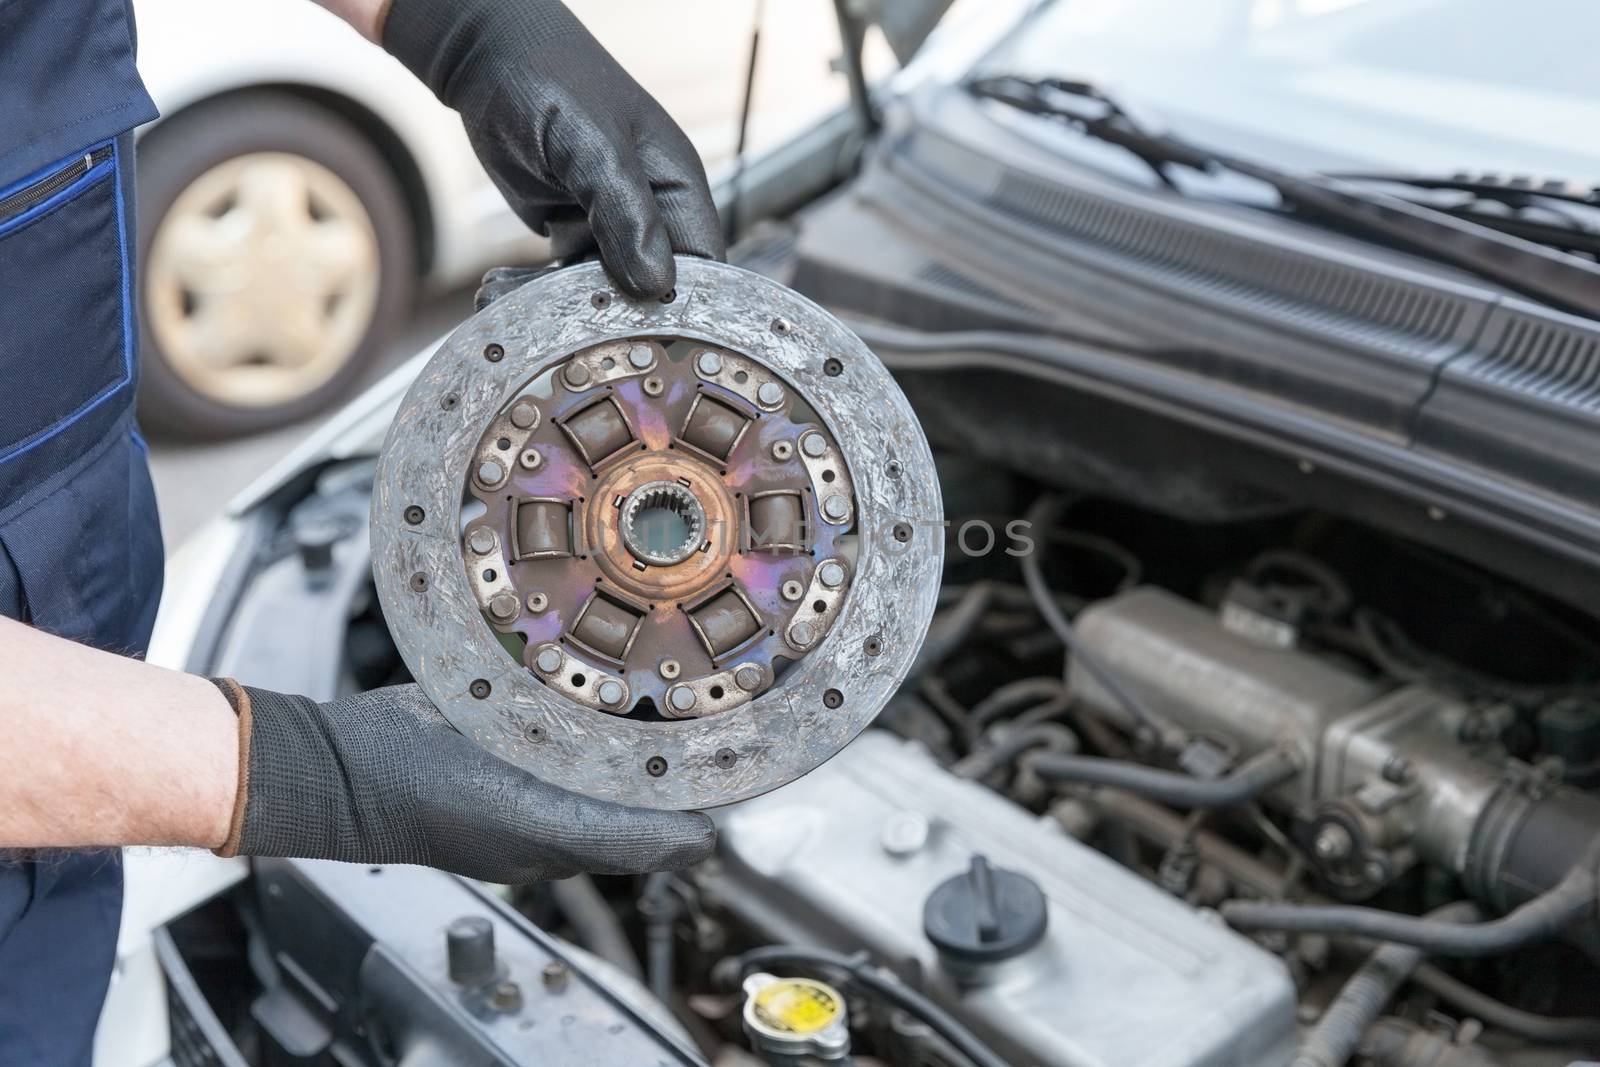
[
  {"left": 966, "top": 74, "right": 1600, "bottom": 320},
  {"left": 1324, "top": 171, "right": 1600, "bottom": 260}
]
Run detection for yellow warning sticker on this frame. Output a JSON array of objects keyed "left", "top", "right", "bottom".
[{"left": 752, "top": 979, "right": 841, "bottom": 1034}]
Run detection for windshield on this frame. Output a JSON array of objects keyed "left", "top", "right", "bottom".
[{"left": 980, "top": 0, "right": 1600, "bottom": 183}]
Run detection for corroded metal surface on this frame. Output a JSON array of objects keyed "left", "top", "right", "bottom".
[{"left": 371, "top": 258, "right": 942, "bottom": 809}]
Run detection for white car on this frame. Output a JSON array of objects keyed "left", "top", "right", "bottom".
[{"left": 128, "top": 1, "right": 852, "bottom": 438}]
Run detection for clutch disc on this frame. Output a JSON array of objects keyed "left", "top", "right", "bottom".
[{"left": 370, "top": 258, "right": 942, "bottom": 809}]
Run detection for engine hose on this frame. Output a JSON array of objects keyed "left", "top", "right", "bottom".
[
  {"left": 1292, "top": 903, "right": 1481, "bottom": 1067},
  {"left": 639, "top": 873, "right": 677, "bottom": 1003},
  {"left": 734, "top": 946, "right": 1013, "bottom": 1067},
  {"left": 968, "top": 677, "right": 1069, "bottom": 732},
  {"left": 1221, "top": 844, "right": 1600, "bottom": 957},
  {"left": 1027, "top": 746, "right": 1301, "bottom": 810},
  {"left": 1020, "top": 496, "right": 1169, "bottom": 749},
  {"left": 908, "top": 581, "right": 996, "bottom": 684},
  {"left": 550, "top": 875, "right": 643, "bottom": 980},
  {"left": 954, "top": 722, "right": 1079, "bottom": 780},
  {"left": 1412, "top": 965, "right": 1600, "bottom": 1045}
]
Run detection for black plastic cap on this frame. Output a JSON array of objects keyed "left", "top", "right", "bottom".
[
  {"left": 924, "top": 855, "right": 1048, "bottom": 965},
  {"left": 446, "top": 915, "right": 497, "bottom": 985}
]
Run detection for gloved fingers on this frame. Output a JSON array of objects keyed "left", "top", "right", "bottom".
[
  {"left": 557, "top": 132, "right": 677, "bottom": 299},
  {"left": 475, "top": 265, "right": 553, "bottom": 310},
  {"left": 512, "top": 780, "right": 717, "bottom": 878},
  {"left": 640, "top": 128, "right": 727, "bottom": 262}
]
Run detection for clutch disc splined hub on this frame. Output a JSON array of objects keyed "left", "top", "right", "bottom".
[{"left": 371, "top": 259, "right": 942, "bottom": 809}]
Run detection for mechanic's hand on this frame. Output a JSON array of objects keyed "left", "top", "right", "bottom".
[
  {"left": 383, "top": 0, "right": 725, "bottom": 299},
  {"left": 209, "top": 680, "right": 714, "bottom": 882}
]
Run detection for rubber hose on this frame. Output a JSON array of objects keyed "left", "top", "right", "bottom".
[
  {"left": 1027, "top": 746, "right": 1300, "bottom": 810},
  {"left": 1292, "top": 903, "right": 1480, "bottom": 1067},
  {"left": 1412, "top": 965, "right": 1600, "bottom": 1045},
  {"left": 954, "top": 721, "right": 1080, "bottom": 779},
  {"left": 550, "top": 875, "right": 643, "bottom": 980},
  {"left": 1221, "top": 847, "right": 1600, "bottom": 957},
  {"left": 639, "top": 873, "right": 677, "bottom": 1003}
]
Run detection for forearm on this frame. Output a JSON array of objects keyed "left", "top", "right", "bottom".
[
  {"left": 0, "top": 618, "right": 237, "bottom": 850},
  {"left": 310, "top": 0, "right": 392, "bottom": 42}
]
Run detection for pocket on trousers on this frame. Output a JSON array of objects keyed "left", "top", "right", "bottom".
[{"left": 0, "top": 142, "right": 133, "bottom": 463}]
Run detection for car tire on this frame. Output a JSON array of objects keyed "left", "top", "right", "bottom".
[{"left": 135, "top": 92, "right": 418, "bottom": 440}]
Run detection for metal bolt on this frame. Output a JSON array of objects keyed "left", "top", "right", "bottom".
[
  {"left": 484, "top": 343, "right": 505, "bottom": 362},
  {"left": 520, "top": 448, "right": 542, "bottom": 470},
  {"left": 491, "top": 981, "right": 523, "bottom": 1012},
  {"left": 800, "top": 431, "right": 828, "bottom": 458},
  {"left": 668, "top": 684, "right": 697, "bottom": 713},
  {"left": 822, "top": 688, "right": 845, "bottom": 709},
  {"left": 478, "top": 458, "right": 506, "bottom": 486},
  {"left": 715, "top": 747, "right": 739, "bottom": 769},
  {"left": 409, "top": 572, "right": 429, "bottom": 592},
  {"left": 696, "top": 350, "right": 723, "bottom": 376},
  {"left": 526, "top": 592, "right": 549, "bottom": 613},
  {"left": 821, "top": 494, "right": 849, "bottom": 522},
  {"left": 1313, "top": 824, "right": 1354, "bottom": 863},
  {"left": 886, "top": 460, "right": 902, "bottom": 479},
  {"left": 646, "top": 755, "right": 670, "bottom": 776},
  {"left": 864, "top": 634, "right": 883, "bottom": 657},
  {"left": 659, "top": 659, "right": 681, "bottom": 680},
  {"left": 642, "top": 376, "right": 665, "bottom": 397},
  {"left": 734, "top": 664, "right": 763, "bottom": 691},
  {"left": 597, "top": 679, "right": 625, "bottom": 707},
  {"left": 403, "top": 505, "right": 426, "bottom": 525},
  {"left": 535, "top": 647, "right": 563, "bottom": 674},
  {"left": 509, "top": 399, "right": 539, "bottom": 429},
  {"left": 818, "top": 560, "right": 846, "bottom": 588},
  {"left": 627, "top": 343, "right": 654, "bottom": 369},
  {"left": 489, "top": 592, "right": 520, "bottom": 621},
  {"left": 789, "top": 620, "right": 818, "bottom": 648},
  {"left": 771, "top": 441, "right": 794, "bottom": 461},
  {"left": 468, "top": 528, "right": 496, "bottom": 555},
  {"left": 469, "top": 679, "right": 492, "bottom": 699},
  {"left": 590, "top": 291, "right": 611, "bottom": 309},
  {"left": 542, "top": 960, "right": 570, "bottom": 991},
  {"left": 563, "top": 360, "right": 592, "bottom": 388},
  {"left": 781, "top": 579, "right": 805, "bottom": 602},
  {"left": 1383, "top": 756, "right": 1413, "bottom": 784},
  {"left": 756, "top": 381, "right": 784, "bottom": 408},
  {"left": 440, "top": 393, "right": 460, "bottom": 411},
  {"left": 770, "top": 317, "right": 792, "bottom": 335}
]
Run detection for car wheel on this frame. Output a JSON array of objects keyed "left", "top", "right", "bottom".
[{"left": 136, "top": 93, "right": 417, "bottom": 439}]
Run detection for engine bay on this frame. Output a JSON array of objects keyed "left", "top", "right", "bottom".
[{"left": 171, "top": 438, "right": 1600, "bottom": 1067}]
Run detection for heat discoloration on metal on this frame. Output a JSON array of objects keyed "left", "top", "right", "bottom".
[{"left": 371, "top": 258, "right": 942, "bottom": 809}]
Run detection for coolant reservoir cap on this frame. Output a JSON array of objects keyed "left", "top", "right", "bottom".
[{"left": 924, "top": 855, "right": 1048, "bottom": 965}]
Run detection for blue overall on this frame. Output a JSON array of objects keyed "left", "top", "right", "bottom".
[{"left": 0, "top": 0, "right": 163, "bottom": 1063}]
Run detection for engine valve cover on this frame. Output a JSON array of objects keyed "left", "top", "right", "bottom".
[{"left": 371, "top": 259, "right": 941, "bottom": 808}]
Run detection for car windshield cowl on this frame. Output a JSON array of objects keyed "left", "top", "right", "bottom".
[{"left": 967, "top": 74, "right": 1600, "bottom": 322}]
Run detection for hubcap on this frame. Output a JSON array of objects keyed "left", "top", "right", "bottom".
[{"left": 144, "top": 152, "right": 380, "bottom": 408}]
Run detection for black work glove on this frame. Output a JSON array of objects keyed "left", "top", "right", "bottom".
[
  {"left": 210, "top": 680, "right": 714, "bottom": 882},
  {"left": 383, "top": 0, "right": 725, "bottom": 299}
]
